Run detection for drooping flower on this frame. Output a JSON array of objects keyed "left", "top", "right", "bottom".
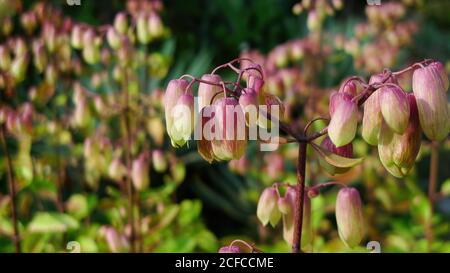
[
  {"left": 257, "top": 187, "right": 281, "bottom": 227},
  {"left": 328, "top": 92, "right": 358, "bottom": 147},
  {"left": 335, "top": 187, "right": 365, "bottom": 248},
  {"left": 163, "top": 79, "right": 190, "bottom": 147},
  {"left": 379, "top": 85, "right": 410, "bottom": 134},
  {"left": 152, "top": 150, "right": 167, "bottom": 173},
  {"left": 170, "top": 93, "right": 195, "bottom": 147},
  {"left": 412, "top": 61, "right": 450, "bottom": 140},
  {"left": 378, "top": 94, "right": 422, "bottom": 178},
  {"left": 279, "top": 186, "right": 312, "bottom": 248},
  {"left": 131, "top": 153, "right": 150, "bottom": 192},
  {"left": 211, "top": 98, "right": 247, "bottom": 161},
  {"left": 361, "top": 73, "right": 398, "bottom": 145},
  {"left": 362, "top": 90, "right": 382, "bottom": 145}
]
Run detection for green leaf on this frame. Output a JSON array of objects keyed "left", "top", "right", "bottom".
[
  {"left": 66, "top": 194, "right": 89, "bottom": 219},
  {"left": 311, "top": 142, "right": 363, "bottom": 168},
  {"left": 196, "top": 230, "right": 218, "bottom": 252},
  {"left": 441, "top": 179, "right": 450, "bottom": 196},
  {"left": 28, "top": 212, "right": 79, "bottom": 233},
  {"left": 178, "top": 200, "right": 202, "bottom": 226}
]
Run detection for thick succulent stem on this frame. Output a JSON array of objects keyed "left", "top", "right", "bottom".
[
  {"left": 122, "top": 69, "right": 137, "bottom": 253},
  {"left": 292, "top": 142, "right": 307, "bottom": 253},
  {"left": 0, "top": 125, "right": 21, "bottom": 253}
]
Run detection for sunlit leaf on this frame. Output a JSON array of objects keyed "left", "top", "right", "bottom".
[
  {"left": 28, "top": 212, "right": 79, "bottom": 233},
  {"left": 311, "top": 142, "right": 363, "bottom": 168}
]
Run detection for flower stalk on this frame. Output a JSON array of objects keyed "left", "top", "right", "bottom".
[{"left": 0, "top": 125, "right": 21, "bottom": 253}]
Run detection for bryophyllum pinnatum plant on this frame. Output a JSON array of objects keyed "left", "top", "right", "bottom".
[{"left": 164, "top": 58, "right": 450, "bottom": 253}]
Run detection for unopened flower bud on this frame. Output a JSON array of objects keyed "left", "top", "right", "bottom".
[
  {"left": 43, "top": 23, "right": 56, "bottom": 53},
  {"left": 335, "top": 187, "right": 365, "bottom": 248},
  {"left": 71, "top": 24, "right": 84, "bottom": 49},
  {"left": 332, "top": 0, "right": 343, "bottom": 10},
  {"left": 108, "top": 157, "right": 127, "bottom": 181},
  {"left": 0, "top": 45, "right": 11, "bottom": 71},
  {"left": 307, "top": 10, "right": 321, "bottom": 32},
  {"left": 1, "top": 17, "right": 13, "bottom": 36},
  {"left": 281, "top": 186, "right": 312, "bottom": 248},
  {"left": 20, "top": 103, "right": 34, "bottom": 135},
  {"left": 45, "top": 64, "right": 57, "bottom": 85},
  {"left": 164, "top": 79, "right": 190, "bottom": 147},
  {"left": 170, "top": 93, "right": 195, "bottom": 147},
  {"left": 11, "top": 55, "right": 29, "bottom": 83},
  {"left": 73, "top": 98, "right": 89, "bottom": 127},
  {"left": 198, "top": 74, "right": 222, "bottom": 110},
  {"left": 257, "top": 187, "right": 281, "bottom": 227},
  {"left": 412, "top": 61, "right": 450, "bottom": 140},
  {"left": 137, "top": 12, "right": 150, "bottom": 44},
  {"left": 152, "top": 150, "right": 167, "bottom": 173},
  {"left": 94, "top": 96, "right": 107, "bottom": 116},
  {"left": 14, "top": 38, "right": 27, "bottom": 58},
  {"left": 379, "top": 85, "right": 410, "bottom": 134},
  {"left": 102, "top": 226, "right": 129, "bottom": 253},
  {"left": 362, "top": 90, "right": 382, "bottom": 145},
  {"left": 20, "top": 11, "right": 37, "bottom": 34},
  {"left": 148, "top": 12, "right": 164, "bottom": 39},
  {"left": 328, "top": 92, "right": 358, "bottom": 147},
  {"left": 378, "top": 94, "right": 421, "bottom": 178},
  {"left": 82, "top": 30, "right": 100, "bottom": 65},
  {"left": 32, "top": 40, "right": 47, "bottom": 73},
  {"left": 131, "top": 153, "right": 150, "bottom": 191},
  {"left": 114, "top": 12, "right": 128, "bottom": 34},
  {"left": 229, "top": 155, "right": 249, "bottom": 175},
  {"left": 107, "top": 27, "right": 122, "bottom": 50}
]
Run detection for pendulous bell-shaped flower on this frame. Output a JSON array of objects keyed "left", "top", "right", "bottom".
[
  {"left": 279, "top": 186, "right": 312, "bottom": 248},
  {"left": 328, "top": 92, "right": 358, "bottom": 147},
  {"left": 412, "top": 61, "right": 450, "bottom": 141},
  {"left": 378, "top": 94, "right": 422, "bottom": 178},
  {"left": 170, "top": 93, "right": 195, "bottom": 147},
  {"left": 131, "top": 153, "right": 150, "bottom": 192},
  {"left": 257, "top": 187, "right": 281, "bottom": 227},
  {"left": 379, "top": 85, "right": 410, "bottom": 134},
  {"left": 335, "top": 187, "right": 365, "bottom": 248},
  {"left": 362, "top": 73, "right": 399, "bottom": 145},
  {"left": 164, "top": 79, "right": 190, "bottom": 147},
  {"left": 211, "top": 98, "right": 247, "bottom": 161}
]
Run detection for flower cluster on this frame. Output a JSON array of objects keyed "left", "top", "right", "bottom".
[
  {"left": 256, "top": 183, "right": 365, "bottom": 248},
  {"left": 319, "top": 60, "right": 449, "bottom": 179},
  {"left": 335, "top": 2, "right": 418, "bottom": 74},
  {"left": 163, "top": 58, "right": 284, "bottom": 162},
  {"left": 256, "top": 184, "right": 312, "bottom": 248}
]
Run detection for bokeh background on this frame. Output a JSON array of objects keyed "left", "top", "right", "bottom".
[{"left": 0, "top": 0, "right": 449, "bottom": 252}]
